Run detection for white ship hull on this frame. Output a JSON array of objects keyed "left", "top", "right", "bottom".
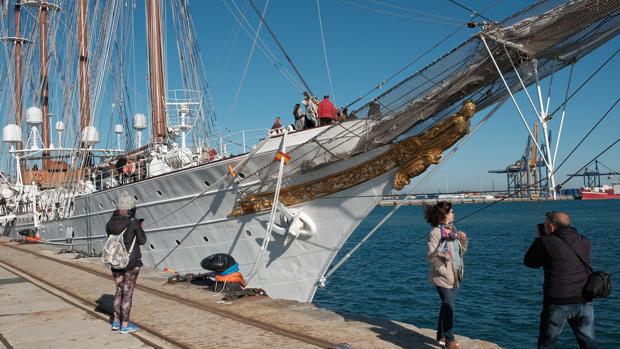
[{"left": 2, "top": 124, "right": 395, "bottom": 302}]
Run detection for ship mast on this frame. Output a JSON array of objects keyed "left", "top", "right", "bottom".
[
  {"left": 78, "top": 0, "right": 90, "bottom": 131},
  {"left": 39, "top": 1, "right": 50, "bottom": 168},
  {"left": 146, "top": 0, "right": 167, "bottom": 143},
  {"left": 14, "top": 2, "right": 24, "bottom": 142}
]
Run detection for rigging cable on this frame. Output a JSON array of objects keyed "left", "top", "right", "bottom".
[
  {"left": 247, "top": 0, "right": 314, "bottom": 96},
  {"left": 246, "top": 129, "right": 289, "bottom": 281},
  {"left": 323, "top": 44, "right": 620, "bottom": 282},
  {"left": 322, "top": 98, "right": 506, "bottom": 283},
  {"left": 456, "top": 94, "right": 620, "bottom": 224},
  {"left": 223, "top": 0, "right": 305, "bottom": 92},
  {"left": 446, "top": 0, "right": 493, "bottom": 23},
  {"left": 230, "top": 0, "right": 270, "bottom": 117},
  {"left": 316, "top": 0, "right": 336, "bottom": 104},
  {"left": 547, "top": 45, "right": 620, "bottom": 118},
  {"left": 342, "top": 0, "right": 501, "bottom": 110},
  {"left": 338, "top": 0, "right": 466, "bottom": 26}
]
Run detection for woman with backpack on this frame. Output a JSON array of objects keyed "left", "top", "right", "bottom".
[
  {"left": 105, "top": 191, "right": 147, "bottom": 334},
  {"left": 425, "top": 201, "right": 468, "bottom": 349}
]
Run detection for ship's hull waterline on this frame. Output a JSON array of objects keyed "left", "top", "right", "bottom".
[{"left": 2, "top": 129, "right": 395, "bottom": 302}]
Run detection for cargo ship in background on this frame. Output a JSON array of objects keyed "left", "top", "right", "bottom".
[
  {"left": 580, "top": 183, "right": 620, "bottom": 200},
  {"left": 570, "top": 160, "right": 620, "bottom": 200}
]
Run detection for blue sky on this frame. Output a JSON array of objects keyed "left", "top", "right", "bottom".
[{"left": 3, "top": 0, "right": 618, "bottom": 193}]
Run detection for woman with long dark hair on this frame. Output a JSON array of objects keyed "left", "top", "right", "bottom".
[
  {"left": 424, "top": 201, "right": 468, "bottom": 349},
  {"left": 293, "top": 103, "right": 306, "bottom": 130},
  {"left": 106, "top": 191, "right": 147, "bottom": 334}
]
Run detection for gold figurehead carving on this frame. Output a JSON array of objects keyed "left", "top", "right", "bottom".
[{"left": 230, "top": 101, "right": 476, "bottom": 217}]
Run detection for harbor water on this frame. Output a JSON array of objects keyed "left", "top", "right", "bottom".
[{"left": 315, "top": 200, "right": 620, "bottom": 348}]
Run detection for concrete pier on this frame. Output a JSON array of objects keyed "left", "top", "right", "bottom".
[{"left": 0, "top": 238, "right": 502, "bottom": 349}]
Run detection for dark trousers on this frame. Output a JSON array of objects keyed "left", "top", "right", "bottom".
[
  {"left": 538, "top": 302, "right": 596, "bottom": 349},
  {"left": 319, "top": 118, "right": 333, "bottom": 126},
  {"left": 436, "top": 286, "right": 458, "bottom": 342}
]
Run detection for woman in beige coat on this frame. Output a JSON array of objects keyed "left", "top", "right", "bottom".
[{"left": 425, "top": 202, "right": 468, "bottom": 349}]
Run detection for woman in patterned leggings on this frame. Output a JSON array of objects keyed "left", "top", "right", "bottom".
[{"left": 106, "top": 191, "right": 147, "bottom": 334}]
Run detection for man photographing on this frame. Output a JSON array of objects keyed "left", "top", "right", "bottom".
[{"left": 524, "top": 211, "right": 596, "bottom": 349}]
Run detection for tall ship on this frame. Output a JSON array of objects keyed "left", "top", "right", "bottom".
[{"left": 1, "top": 0, "right": 619, "bottom": 302}]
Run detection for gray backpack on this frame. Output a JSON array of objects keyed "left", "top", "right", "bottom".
[{"left": 101, "top": 224, "right": 136, "bottom": 269}]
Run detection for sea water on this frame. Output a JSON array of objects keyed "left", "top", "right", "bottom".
[{"left": 314, "top": 200, "right": 620, "bottom": 348}]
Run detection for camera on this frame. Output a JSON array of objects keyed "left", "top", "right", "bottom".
[{"left": 537, "top": 223, "right": 546, "bottom": 236}]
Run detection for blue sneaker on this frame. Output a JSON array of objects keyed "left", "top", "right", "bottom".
[
  {"left": 120, "top": 322, "right": 139, "bottom": 334},
  {"left": 111, "top": 321, "right": 120, "bottom": 331}
]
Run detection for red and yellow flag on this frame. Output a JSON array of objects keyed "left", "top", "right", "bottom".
[{"left": 274, "top": 150, "right": 291, "bottom": 165}]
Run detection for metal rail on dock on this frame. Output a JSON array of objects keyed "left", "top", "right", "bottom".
[{"left": 0, "top": 242, "right": 337, "bottom": 349}]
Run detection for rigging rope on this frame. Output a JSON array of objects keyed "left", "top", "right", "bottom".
[
  {"left": 457, "top": 93, "right": 620, "bottom": 224},
  {"left": 323, "top": 98, "right": 506, "bottom": 283},
  {"left": 223, "top": 0, "right": 305, "bottom": 92},
  {"left": 247, "top": 0, "right": 314, "bottom": 95},
  {"left": 246, "top": 129, "right": 289, "bottom": 282},
  {"left": 230, "top": 0, "right": 270, "bottom": 116},
  {"left": 547, "top": 46, "right": 620, "bottom": 118},
  {"left": 324, "top": 48, "right": 619, "bottom": 281},
  {"left": 316, "top": 0, "right": 336, "bottom": 104},
  {"left": 446, "top": 0, "right": 493, "bottom": 23},
  {"left": 338, "top": 0, "right": 466, "bottom": 26}
]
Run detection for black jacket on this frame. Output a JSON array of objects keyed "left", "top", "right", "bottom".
[
  {"left": 524, "top": 227, "right": 592, "bottom": 305},
  {"left": 105, "top": 212, "right": 147, "bottom": 271}
]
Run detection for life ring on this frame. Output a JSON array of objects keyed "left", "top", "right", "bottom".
[
  {"left": 215, "top": 272, "right": 247, "bottom": 287},
  {"left": 123, "top": 161, "right": 136, "bottom": 176},
  {"left": 33, "top": 172, "right": 43, "bottom": 183}
]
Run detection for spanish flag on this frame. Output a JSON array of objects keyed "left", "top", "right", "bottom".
[{"left": 274, "top": 150, "right": 291, "bottom": 165}]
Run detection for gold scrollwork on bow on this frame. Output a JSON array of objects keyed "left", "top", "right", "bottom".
[{"left": 230, "top": 101, "right": 476, "bottom": 217}]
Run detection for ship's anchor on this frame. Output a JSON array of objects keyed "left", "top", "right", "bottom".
[{"left": 271, "top": 203, "right": 316, "bottom": 245}]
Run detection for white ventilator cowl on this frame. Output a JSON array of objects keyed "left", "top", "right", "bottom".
[
  {"left": 133, "top": 113, "right": 147, "bottom": 130},
  {"left": 26, "top": 106, "right": 43, "bottom": 125},
  {"left": 3, "top": 124, "right": 23, "bottom": 143},
  {"left": 81, "top": 126, "right": 100, "bottom": 145}
]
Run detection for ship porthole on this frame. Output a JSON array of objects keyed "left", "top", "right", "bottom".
[
  {"left": 175, "top": 240, "right": 181, "bottom": 246},
  {"left": 238, "top": 172, "right": 246, "bottom": 179},
  {"left": 112, "top": 200, "right": 116, "bottom": 206},
  {"left": 98, "top": 202, "right": 103, "bottom": 208},
  {"left": 204, "top": 180, "right": 210, "bottom": 187},
  {"left": 149, "top": 243, "right": 155, "bottom": 250},
  {"left": 83, "top": 207, "right": 87, "bottom": 213},
  {"left": 203, "top": 236, "right": 208, "bottom": 243},
  {"left": 245, "top": 230, "right": 252, "bottom": 237},
  {"left": 133, "top": 195, "right": 138, "bottom": 201},
  {"left": 156, "top": 190, "right": 162, "bottom": 196},
  {"left": 91, "top": 248, "right": 96, "bottom": 253}
]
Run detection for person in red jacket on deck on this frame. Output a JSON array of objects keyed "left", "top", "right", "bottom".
[{"left": 318, "top": 95, "right": 336, "bottom": 126}]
